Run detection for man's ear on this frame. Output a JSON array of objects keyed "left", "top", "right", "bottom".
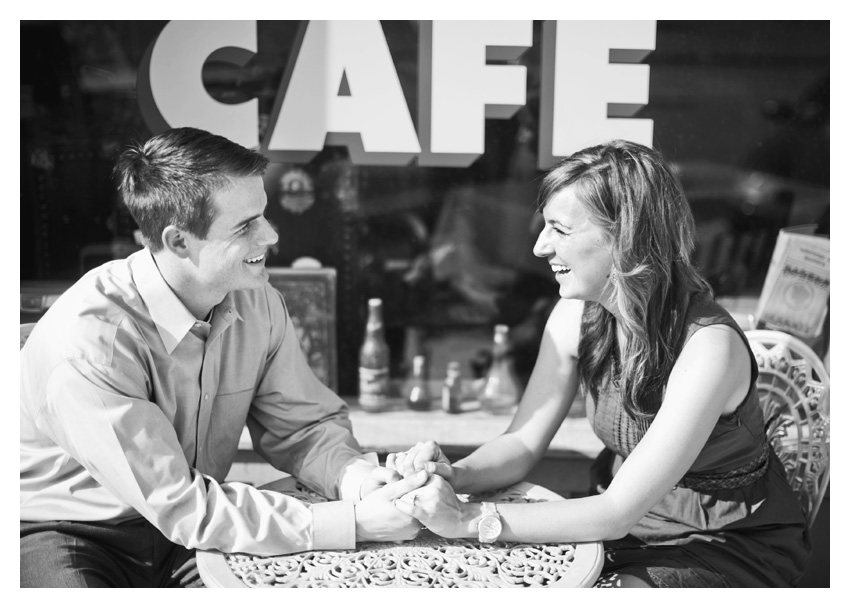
[{"left": 161, "top": 226, "right": 191, "bottom": 258}]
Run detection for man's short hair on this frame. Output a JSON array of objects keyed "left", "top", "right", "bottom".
[{"left": 114, "top": 127, "right": 270, "bottom": 251}]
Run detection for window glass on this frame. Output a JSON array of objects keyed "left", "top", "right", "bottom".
[{"left": 21, "top": 20, "right": 829, "bottom": 393}]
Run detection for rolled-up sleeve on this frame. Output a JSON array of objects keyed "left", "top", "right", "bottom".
[
  {"left": 36, "top": 359, "right": 356, "bottom": 555},
  {"left": 245, "top": 287, "right": 376, "bottom": 501}
]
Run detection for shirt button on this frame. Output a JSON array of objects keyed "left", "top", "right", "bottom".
[{"left": 204, "top": 394, "right": 210, "bottom": 401}]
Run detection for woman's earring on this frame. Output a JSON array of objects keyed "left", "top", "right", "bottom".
[{"left": 610, "top": 271, "right": 618, "bottom": 285}]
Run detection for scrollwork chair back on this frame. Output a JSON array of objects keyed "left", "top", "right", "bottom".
[
  {"left": 20, "top": 323, "right": 37, "bottom": 350},
  {"left": 745, "top": 329, "right": 830, "bottom": 528}
]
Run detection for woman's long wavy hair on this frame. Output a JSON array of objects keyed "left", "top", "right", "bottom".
[{"left": 537, "top": 140, "right": 713, "bottom": 421}]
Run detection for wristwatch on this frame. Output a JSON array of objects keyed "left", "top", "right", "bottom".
[{"left": 477, "top": 502, "right": 502, "bottom": 544}]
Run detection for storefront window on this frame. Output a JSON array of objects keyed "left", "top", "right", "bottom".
[{"left": 21, "top": 20, "right": 829, "bottom": 393}]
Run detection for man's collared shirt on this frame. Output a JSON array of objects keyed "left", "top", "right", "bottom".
[{"left": 20, "top": 249, "right": 375, "bottom": 555}]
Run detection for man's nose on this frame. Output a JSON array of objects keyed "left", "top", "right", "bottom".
[{"left": 258, "top": 217, "right": 278, "bottom": 247}]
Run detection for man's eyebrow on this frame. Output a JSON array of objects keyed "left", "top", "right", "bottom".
[
  {"left": 231, "top": 202, "right": 268, "bottom": 230},
  {"left": 232, "top": 213, "right": 263, "bottom": 230}
]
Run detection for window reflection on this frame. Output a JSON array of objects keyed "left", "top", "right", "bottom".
[{"left": 21, "top": 20, "right": 829, "bottom": 393}]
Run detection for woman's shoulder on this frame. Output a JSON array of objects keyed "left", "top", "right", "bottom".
[{"left": 679, "top": 295, "right": 754, "bottom": 393}]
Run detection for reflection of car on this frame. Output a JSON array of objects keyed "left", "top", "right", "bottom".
[
  {"left": 674, "top": 160, "right": 829, "bottom": 295},
  {"left": 744, "top": 75, "right": 829, "bottom": 188}
]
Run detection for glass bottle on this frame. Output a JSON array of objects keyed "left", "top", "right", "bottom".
[
  {"left": 358, "top": 298, "right": 390, "bottom": 412},
  {"left": 479, "top": 324, "right": 521, "bottom": 415},
  {"left": 442, "top": 361, "right": 463, "bottom": 414},
  {"left": 405, "top": 354, "right": 431, "bottom": 411}
]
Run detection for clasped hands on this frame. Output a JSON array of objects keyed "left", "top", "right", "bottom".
[{"left": 356, "top": 441, "right": 471, "bottom": 542}]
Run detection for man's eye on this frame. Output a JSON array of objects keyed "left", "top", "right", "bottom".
[{"left": 237, "top": 222, "right": 251, "bottom": 234}]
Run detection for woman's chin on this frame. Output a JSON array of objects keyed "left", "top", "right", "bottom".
[{"left": 558, "top": 284, "right": 576, "bottom": 299}]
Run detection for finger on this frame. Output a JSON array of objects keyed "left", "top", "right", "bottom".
[
  {"left": 406, "top": 442, "right": 426, "bottom": 471},
  {"left": 422, "top": 440, "right": 442, "bottom": 459},
  {"left": 393, "top": 497, "right": 416, "bottom": 517},
  {"left": 398, "top": 489, "right": 421, "bottom": 505},
  {"left": 382, "top": 469, "right": 429, "bottom": 499},
  {"left": 403, "top": 443, "right": 428, "bottom": 476},
  {"left": 412, "top": 441, "right": 440, "bottom": 471},
  {"left": 385, "top": 452, "right": 399, "bottom": 471},
  {"left": 421, "top": 461, "right": 454, "bottom": 480},
  {"left": 369, "top": 466, "right": 402, "bottom": 485},
  {"left": 397, "top": 452, "right": 415, "bottom": 477}
]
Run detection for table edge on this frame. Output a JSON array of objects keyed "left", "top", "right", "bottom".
[
  {"left": 198, "top": 549, "right": 247, "bottom": 588},
  {"left": 197, "top": 479, "right": 604, "bottom": 588}
]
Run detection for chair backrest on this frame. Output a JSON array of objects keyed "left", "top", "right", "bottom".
[
  {"left": 20, "top": 323, "right": 37, "bottom": 350},
  {"left": 745, "top": 329, "right": 830, "bottom": 528}
]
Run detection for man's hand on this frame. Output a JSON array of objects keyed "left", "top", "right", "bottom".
[
  {"left": 386, "top": 441, "right": 453, "bottom": 482},
  {"left": 354, "top": 470, "right": 430, "bottom": 543},
  {"left": 393, "top": 474, "right": 476, "bottom": 540},
  {"left": 359, "top": 465, "right": 402, "bottom": 499}
]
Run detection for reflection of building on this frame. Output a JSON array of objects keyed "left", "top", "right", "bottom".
[
  {"left": 21, "top": 20, "right": 830, "bottom": 387},
  {"left": 676, "top": 161, "right": 829, "bottom": 296}
]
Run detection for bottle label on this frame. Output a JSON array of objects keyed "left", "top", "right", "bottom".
[
  {"left": 441, "top": 385, "right": 460, "bottom": 413},
  {"left": 359, "top": 367, "right": 389, "bottom": 407}
]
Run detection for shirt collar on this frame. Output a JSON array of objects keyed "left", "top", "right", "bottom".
[{"left": 131, "top": 249, "right": 200, "bottom": 354}]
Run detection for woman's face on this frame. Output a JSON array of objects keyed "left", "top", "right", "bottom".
[{"left": 532, "top": 185, "right": 616, "bottom": 307}]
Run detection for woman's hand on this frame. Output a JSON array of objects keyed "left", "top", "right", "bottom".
[
  {"left": 354, "top": 470, "right": 430, "bottom": 543},
  {"left": 393, "top": 474, "right": 476, "bottom": 539},
  {"left": 386, "top": 440, "right": 454, "bottom": 482}
]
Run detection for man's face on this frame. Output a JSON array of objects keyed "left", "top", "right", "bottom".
[{"left": 185, "top": 175, "right": 278, "bottom": 299}]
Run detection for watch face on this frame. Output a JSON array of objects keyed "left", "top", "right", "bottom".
[{"left": 479, "top": 515, "right": 502, "bottom": 542}]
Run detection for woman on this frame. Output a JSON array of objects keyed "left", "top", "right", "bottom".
[{"left": 388, "top": 140, "right": 810, "bottom": 587}]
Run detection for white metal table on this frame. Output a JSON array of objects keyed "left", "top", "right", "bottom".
[{"left": 197, "top": 477, "right": 604, "bottom": 588}]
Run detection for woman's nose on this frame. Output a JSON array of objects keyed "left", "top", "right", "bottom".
[{"left": 532, "top": 228, "right": 551, "bottom": 258}]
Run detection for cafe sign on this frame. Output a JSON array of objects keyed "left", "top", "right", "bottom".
[{"left": 138, "top": 20, "right": 655, "bottom": 169}]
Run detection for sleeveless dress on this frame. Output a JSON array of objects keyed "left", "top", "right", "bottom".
[{"left": 585, "top": 295, "right": 811, "bottom": 587}]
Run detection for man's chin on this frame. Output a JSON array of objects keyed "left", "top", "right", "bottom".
[{"left": 236, "top": 267, "right": 269, "bottom": 290}]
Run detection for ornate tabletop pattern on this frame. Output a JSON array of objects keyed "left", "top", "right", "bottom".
[{"left": 212, "top": 480, "right": 600, "bottom": 588}]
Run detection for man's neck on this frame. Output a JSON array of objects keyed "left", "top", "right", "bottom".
[{"left": 150, "top": 251, "right": 222, "bottom": 320}]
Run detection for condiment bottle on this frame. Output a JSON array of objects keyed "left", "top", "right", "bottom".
[
  {"left": 479, "top": 324, "right": 521, "bottom": 415},
  {"left": 442, "top": 361, "right": 463, "bottom": 414},
  {"left": 405, "top": 355, "right": 431, "bottom": 411},
  {"left": 358, "top": 298, "right": 390, "bottom": 412}
]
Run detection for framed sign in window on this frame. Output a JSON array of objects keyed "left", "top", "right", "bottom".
[{"left": 267, "top": 267, "right": 338, "bottom": 392}]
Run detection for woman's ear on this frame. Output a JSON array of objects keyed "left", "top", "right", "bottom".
[{"left": 161, "top": 226, "right": 191, "bottom": 259}]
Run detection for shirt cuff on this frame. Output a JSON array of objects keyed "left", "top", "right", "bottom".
[
  {"left": 338, "top": 452, "right": 379, "bottom": 502},
  {"left": 311, "top": 500, "right": 356, "bottom": 550}
]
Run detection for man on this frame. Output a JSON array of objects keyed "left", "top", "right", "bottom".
[{"left": 20, "top": 127, "right": 428, "bottom": 587}]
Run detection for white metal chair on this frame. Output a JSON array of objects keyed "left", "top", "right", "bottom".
[
  {"left": 20, "top": 323, "right": 37, "bottom": 350},
  {"left": 745, "top": 329, "right": 830, "bottom": 528}
]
